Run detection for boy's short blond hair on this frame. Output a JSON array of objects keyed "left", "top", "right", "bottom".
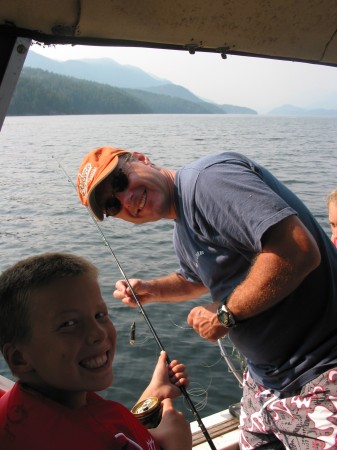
[
  {"left": 327, "top": 188, "right": 337, "bottom": 206},
  {"left": 0, "top": 252, "right": 98, "bottom": 351}
]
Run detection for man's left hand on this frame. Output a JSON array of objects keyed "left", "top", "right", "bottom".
[{"left": 187, "top": 303, "right": 229, "bottom": 342}]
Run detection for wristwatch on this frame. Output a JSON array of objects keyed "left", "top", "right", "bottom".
[{"left": 217, "top": 302, "right": 237, "bottom": 328}]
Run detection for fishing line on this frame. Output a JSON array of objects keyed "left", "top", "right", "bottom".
[
  {"left": 55, "top": 157, "right": 217, "bottom": 450},
  {"left": 218, "top": 336, "right": 246, "bottom": 387},
  {"left": 166, "top": 315, "right": 230, "bottom": 369},
  {"left": 130, "top": 316, "right": 215, "bottom": 409},
  {"left": 167, "top": 314, "right": 191, "bottom": 329},
  {"left": 184, "top": 381, "right": 209, "bottom": 412},
  {"left": 200, "top": 355, "right": 223, "bottom": 369}
]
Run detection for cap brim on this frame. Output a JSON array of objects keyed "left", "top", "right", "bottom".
[
  {"left": 87, "top": 151, "right": 128, "bottom": 220},
  {"left": 88, "top": 188, "right": 105, "bottom": 221}
]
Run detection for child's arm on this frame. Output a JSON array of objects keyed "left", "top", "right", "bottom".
[
  {"left": 137, "top": 351, "right": 189, "bottom": 403},
  {"left": 134, "top": 352, "right": 192, "bottom": 450}
]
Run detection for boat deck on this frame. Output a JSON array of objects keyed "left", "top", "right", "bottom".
[{"left": 190, "top": 409, "right": 240, "bottom": 450}]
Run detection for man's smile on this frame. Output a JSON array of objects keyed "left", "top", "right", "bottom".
[{"left": 137, "top": 190, "right": 147, "bottom": 214}]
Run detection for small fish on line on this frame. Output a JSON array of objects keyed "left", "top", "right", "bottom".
[{"left": 130, "top": 321, "right": 136, "bottom": 345}]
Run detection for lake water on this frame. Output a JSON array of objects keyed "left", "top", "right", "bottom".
[{"left": 1, "top": 114, "right": 336, "bottom": 420}]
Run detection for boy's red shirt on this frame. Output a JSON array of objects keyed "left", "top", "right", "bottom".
[{"left": 0, "top": 382, "right": 161, "bottom": 450}]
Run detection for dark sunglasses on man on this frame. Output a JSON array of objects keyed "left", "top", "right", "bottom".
[{"left": 104, "top": 153, "right": 132, "bottom": 217}]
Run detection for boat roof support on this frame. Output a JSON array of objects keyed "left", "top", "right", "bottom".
[{"left": 0, "top": 36, "right": 31, "bottom": 131}]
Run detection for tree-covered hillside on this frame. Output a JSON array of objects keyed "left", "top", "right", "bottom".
[
  {"left": 9, "top": 68, "right": 150, "bottom": 115},
  {"left": 8, "top": 68, "right": 235, "bottom": 115}
]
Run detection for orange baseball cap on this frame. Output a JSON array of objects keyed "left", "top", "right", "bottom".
[{"left": 77, "top": 146, "right": 130, "bottom": 221}]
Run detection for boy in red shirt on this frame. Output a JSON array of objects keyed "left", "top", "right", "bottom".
[{"left": 0, "top": 252, "right": 192, "bottom": 450}]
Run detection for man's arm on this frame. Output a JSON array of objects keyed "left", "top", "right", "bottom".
[
  {"left": 187, "top": 215, "right": 321, "bottom": 341},
  {"left": 226, "top": 214, "right": 321, "bottom": 319},
  {"left": 114, "top": 272, "right": 208, "bottom": 306}
]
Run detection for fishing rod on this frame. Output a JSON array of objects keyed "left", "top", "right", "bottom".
[{"left": 55, "top": 157, "right": 217, "bottom": 450}]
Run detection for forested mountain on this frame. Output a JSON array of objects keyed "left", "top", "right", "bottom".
[
  {"left": 8, "top": 68, "right": 147, "bottom": 115},
  {"left": 8, "top": 68, "right": 257, "bottom": 115},
  {"left": 25, "top": 51, "right": 170, "bottom": 89}
]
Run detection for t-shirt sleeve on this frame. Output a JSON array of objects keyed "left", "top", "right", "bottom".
[{"left": 193, "top": 160, "right": 296, "bottom": 253}]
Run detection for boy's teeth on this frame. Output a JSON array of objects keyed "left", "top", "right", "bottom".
[{"left": 80, "top": 353, "right": 107, "bottom": 369}]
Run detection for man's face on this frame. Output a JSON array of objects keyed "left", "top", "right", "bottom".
[
  {"left": 95, "top": 153, "right": 175, "bottom": 224},
  {"left": 20, "top": 274, "right": 116, "bottom": 407}
]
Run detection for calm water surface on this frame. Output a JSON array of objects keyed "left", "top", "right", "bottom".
[{"left": 1, "top": 114, "right": 336, "bottom": 419}]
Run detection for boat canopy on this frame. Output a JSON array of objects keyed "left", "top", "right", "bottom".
[{"left": 0, "top": 0, "right": 337, "bottom": 66}]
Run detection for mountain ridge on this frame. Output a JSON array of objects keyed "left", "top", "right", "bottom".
[
  {"left": 21, "top": 51, "right": 337, "bottom": 116},
  {"left": 268, "top": 104, "right": 337, "bottom": 117},
  {"left": 25, "top": 51, "right": 171, "bottom": 89},
  {"left": 10, "top": 67, "right": 250, "bottom": 115},
  {"left": 23, "top": 51, "right": 257, "bottom": 115}
]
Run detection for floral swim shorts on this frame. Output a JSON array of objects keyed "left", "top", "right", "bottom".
[{"left": 239, "top": 368, "right": 337, "bottom": 450}]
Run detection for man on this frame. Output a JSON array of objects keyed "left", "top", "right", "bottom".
[{"left": 78, "top": 146, "right": 337, "bottom": 449}]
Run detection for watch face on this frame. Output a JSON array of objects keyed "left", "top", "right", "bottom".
[
  {"left": 219, "top": 311, "right": 230, "bottom": 326},
  {"left": 217, "top": 304, "right": 236, "bottom": 328},
  {"left": 217, "top": 305, "right": 229, "bottom": 325}
]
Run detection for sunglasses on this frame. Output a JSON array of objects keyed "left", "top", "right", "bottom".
[{"left": 105, "top": 154, "right": 131, "bottom": 217}]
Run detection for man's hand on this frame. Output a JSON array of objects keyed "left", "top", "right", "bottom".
[
  {"left": 114, "top": 278, "right": 153, "bottom": 306},
  {"left": 187, "top": 302, "right": 229, "bottom": 342},
  {"left": 113, "top": 273, "right": 208, "bottom": 306}
]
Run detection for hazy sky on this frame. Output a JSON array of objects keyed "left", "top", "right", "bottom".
[{"left": 31, "top": 42, "right": 337, "bottom": 114}]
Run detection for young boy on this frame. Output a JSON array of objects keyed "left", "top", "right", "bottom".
[
  {"left": 327, "top": 188, "right": 337, "bottom": 248},
  {"left": 0, "top": 252, "right": 192, "bottom": 450}
]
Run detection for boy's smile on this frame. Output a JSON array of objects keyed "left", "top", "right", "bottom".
[
  {"left": 80, "top": 352, "right": 109, "bottom": 369},
  {"left": 19, "top": 274, "right": 116, "bottom": 408}
]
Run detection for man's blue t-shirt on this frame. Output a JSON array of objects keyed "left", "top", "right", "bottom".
[{"left": 173, "top": 152, "right": 337, "bottom": 392}]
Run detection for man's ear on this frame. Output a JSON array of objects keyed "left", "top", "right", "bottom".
[{"left": 2, "top": 343, "right": 33, "bottom": 375}]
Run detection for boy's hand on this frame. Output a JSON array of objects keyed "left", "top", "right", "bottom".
[
  {"left": 149, "top": 399, "right": 192, "bottom": 450},
  {"left": 138, "top": 351, "right": 189, "bottom": 403}
]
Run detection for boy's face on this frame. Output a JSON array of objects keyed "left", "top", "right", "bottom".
[
  {"left": 20, "top": 274, "right": 116, "bottom": 407},
  {"left": 329, "top": 201, "right": 337, "bottom": 239}
]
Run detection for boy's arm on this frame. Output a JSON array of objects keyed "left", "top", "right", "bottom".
[{"left": 132, "top": 352, "right": 192, "bottom": 449}]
